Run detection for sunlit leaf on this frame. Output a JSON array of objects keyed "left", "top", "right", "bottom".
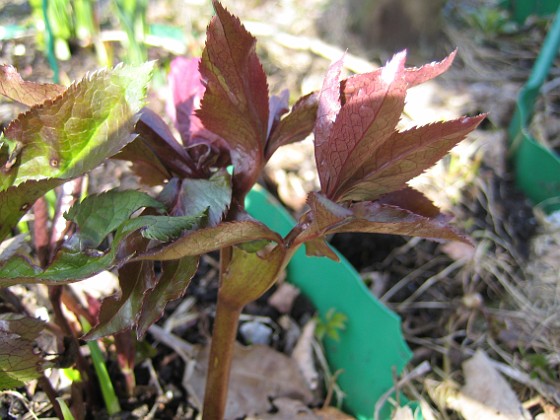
[
  {"left": 0, "top": 63, "right": 154, "bottom": 241},
  {"left": 198, "top": 0, "right": 269, "bottom": 198},
  {"left": 0, "top": 65, "right": 65, "bottom": 107}
]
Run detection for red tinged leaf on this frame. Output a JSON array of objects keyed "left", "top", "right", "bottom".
[
  {"left": 296, "top": 190, "right": 468, "bottom": 245},
  {"left": 404, "top": 50, "right": 457, "bottom": 88},
  {"left": 265, "top": 92, "right": 319, "bottom": 160},
  {"left": 134, "top": 108, "right": 196, "bottom": 177},
  {"left": 168, "top": 57, "right": 205, "bottom": 144},
  {"left": 314, "top": 56, "right": 344, "bottom": 190},
  {"left": 197, "top": 0, "right": 269, "bottom": 198},
  {"left": 306, "top": 191, "right": 352, "bottom": 235},
  {"left": 317, "top": 52, "right": 408, "bottom": 200},
  {"left": 314, "top": 50, "right": 485, "bottom": 204},
  {"left": 0, "top": 65, "right": 66, "bottom": 107},
  {"left": 168, "top": 58, "right": 226, "bottom": 145},
  {"left": 267, "top": 89, "right": 290, "bottom": 138},
  {"left": 335, "top": 114, "right": 486, "bottom": 202},
  {"left": 340, "top": 191, "right": 468, "bottom": 243},
  {"left": 304, "top": 238, "right": 339, "bottom": 261}
]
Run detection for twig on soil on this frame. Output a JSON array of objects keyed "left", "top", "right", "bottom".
[
  {"left": 148, "top": 324, "right": 196, "bottom": 360},
  {"left": 373, "top": 361, "right": 432, "bottom": 420}
]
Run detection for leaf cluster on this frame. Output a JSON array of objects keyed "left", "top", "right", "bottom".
[{"left": 0, "top": 0, "right": 484, "bottom": 389}]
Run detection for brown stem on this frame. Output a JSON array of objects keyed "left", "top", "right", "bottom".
[
  {"left": 202, "top": 246, "right": 240, "bottom": 420},
  {"left": 37, "top": 376, "right": 64, "bottom": 419},
  {"left": 202, "top": 296, "right": 242, "bottom": 420}
]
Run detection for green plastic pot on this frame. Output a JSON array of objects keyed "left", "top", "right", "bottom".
[
  {"left": 502, "top": 0, "right": 560, "bottom": 23},
  {"left": 246, "top": 185, "right": 413, "bottom": 419},
  {"left": 508, "top": 4, "right": 560, "bottom": 213}
]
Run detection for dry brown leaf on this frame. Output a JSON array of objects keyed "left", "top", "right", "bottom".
[
  {"left": 268, "top": 282, "right": 300, "bottom": 314},
  {"left": 291, "top": 319, "right": 319, "bottom": 391},
  {"left": 448, "top": 350, "right": 531, "bottom": 420},
  {"left": 187, "top": 342, "right": 313, "bottom": 419}
]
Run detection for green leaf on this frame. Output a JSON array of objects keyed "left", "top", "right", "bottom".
[
  {"left": 0, "top": 179, "right": 61, "bottom": 242},
  {"left": 65, "top": 189, "right": 164, "bottom": 248},
  {"left": 159, "top": 170, "right": 231, "bottom": 226},
  {"left": 0, "top": 210, "right": 204, "bottom": 287},
  {"left": 124, "top": 214, "right": 203, "bottom": 242},
  {"left": 0, "top": 63, "right": 154, "bottom": 241},
  {"left": 0, "top": 314, "right": 45, "bottom": 389}
]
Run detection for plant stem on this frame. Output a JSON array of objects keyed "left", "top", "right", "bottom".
[
  {"left": 202, "top": 246, "right": 241, "bottom": 419},
  {"left": 202, "top": 297, "right": 242, "bottom": 420}
]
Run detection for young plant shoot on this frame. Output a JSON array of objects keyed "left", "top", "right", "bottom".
[{"left": 0, "top": 0, "right": 484, "bottom": 417}]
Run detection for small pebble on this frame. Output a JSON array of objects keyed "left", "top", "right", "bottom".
[{"left": 239, "top": 320, "right": 273, "bottom": 345}]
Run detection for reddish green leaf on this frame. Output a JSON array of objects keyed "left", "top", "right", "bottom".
[
  {"left": 0, "top": 65, "right": 65, "bottom": 107},
  {"left": 86, "top": 260, "right": 156, "bottom": 339},
  {"left": 131, "top": 108, "right": 197, "bottom": 177},
  {"left": 335, "top": 115, "right": 486, "bottom": 202},
  {"left": 267, "top": 89, "right": 290, "bottom": 138},
  {"left": 296, "top": 189, "right": 468, "bottom": 248},
  {"left": 1, "top": 62, "right": 153, "bottom": 189},
  {"left": 306, "top": 191, "right": 352, "bottom": 235},
  {"left": 303, "top": 238, "right": 339, "bottom": 261},
  {"left": 265, "top": 92, "right": 319, "bottom": 160},
  {"left": 337, "top": 190, "right": 468, "bottom": 243},
  {"left": 0, "top": 313, "right": 45, "bottom": 389},
  {"left": 314, "top": 55, "right": 344, "bottom": 190},
  {"left": 197, "top": 0, "right": 269, "bottom": 198},
  {"left": 138, "top": 220, "right": 283, "bottom": 261},
  {"left": 320, "top": 52, "right": 408, "bottom": 200},
  {"left": 136, "top": 256, "right": 198, "bottom": 337},
  {"left": 0, "top": 63, "right": 154, "bottom": 241}
]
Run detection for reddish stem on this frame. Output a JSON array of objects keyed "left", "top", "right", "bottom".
[
  {"left": 202, "top": 246, "right": 242, "bottom": 420},
  {"left": 201, "top": 296, "right": 242, "bottom": 420}
]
